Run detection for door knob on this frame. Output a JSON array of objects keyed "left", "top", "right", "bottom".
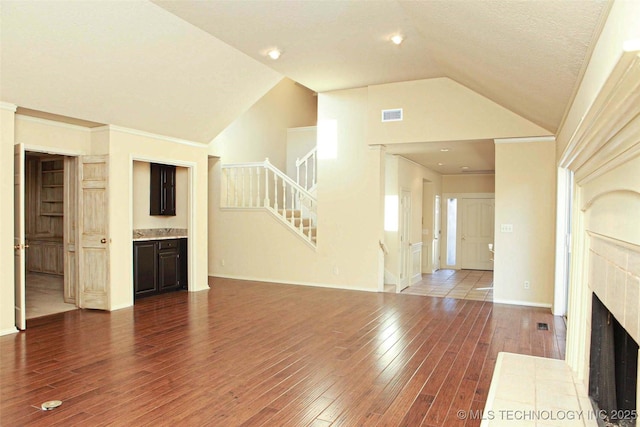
[{"left": 100, "top": 238, "right": 107, "bottom": 244}]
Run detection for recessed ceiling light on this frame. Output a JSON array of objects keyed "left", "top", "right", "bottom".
[
  {"left": 461, "top": 166, "right": 469, "bottom": 170},
  {"left": 438, "top": 162, "right": 444, "bottom": 166},
  {"left": 267, "top": 49, "right": 281, "bottom": 60},
  {"left": 440, "top": 148, "right": 450, "bottom": 152},
  {"left": 391, "top": 34, "right": 404, "bottom": 45}
]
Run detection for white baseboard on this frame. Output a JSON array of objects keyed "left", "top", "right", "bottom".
[
  {"left": 493, "top": 298, "right": 552, "bottom": 309},
  {"left": 109, "top": 302, "right": 133, "bottom": 311},
  {"left": 0, "top": 327, "right": 19, "bottom": 336},
  {"left": 211, "top": 274, "right": 378, "bottom": 293}
]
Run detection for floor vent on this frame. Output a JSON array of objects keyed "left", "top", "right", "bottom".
[{"left": 537, "top": 322, "right": 549, "bottom": 331}]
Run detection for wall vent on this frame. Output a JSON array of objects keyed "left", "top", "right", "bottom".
[{"left": 381, "top": 108, "right": 403, "bottom": 122}]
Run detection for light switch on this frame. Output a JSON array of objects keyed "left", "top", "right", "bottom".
[{"left": 500, "top": 224, "right": 513, "bottom": 233}]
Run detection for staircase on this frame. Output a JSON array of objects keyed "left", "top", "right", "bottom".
[{"left": 221, "top": 158, "right": 317, "bottom": 247}]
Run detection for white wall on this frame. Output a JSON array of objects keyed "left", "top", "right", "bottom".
[
  {"left": 132, "top": 161, "right": 188, "bottom": 230},
  {"left": 494, "top": 139, "right": 556, "bottom": 307},
  {"left": 286, "top": 126, "right": 317, "bottom": 182},
  {"left": 209, "top": 78, "right": 317, "bottom": 171},
  {"left": 367, "top": 78, "right": 551, "bottom": 145},
  {"left": 0, "top": 105, "right": 17, "bottom": 335},
  {"left": 210, "top": 87, "right": 384, "bottom": 291},
  {"left": 108, "top": 128, "right": 209, "bottom": 310},
  {"left": 443, "top": 174, "right": 495, "bottom": 194}
]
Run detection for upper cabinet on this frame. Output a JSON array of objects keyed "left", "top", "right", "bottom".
[{"left": 150, "top": 163, "right": 176, "bottom": 216}]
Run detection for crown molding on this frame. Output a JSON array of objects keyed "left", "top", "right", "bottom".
[
  {"left": 0, "top": 102, "right": 17, "bottom": 112},
  {"left": 15, "top": 114, "right": 92, "bottom": 132},
  {"left": 102, "top": 125, "right": 208, "bottom": 148},
  {"left": 494, "top": 136, "right": 555, "bottom": 144}
]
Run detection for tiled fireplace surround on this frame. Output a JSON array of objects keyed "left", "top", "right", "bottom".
[{"left": 587, "top": 235, "right": 640, "bottom": 404}]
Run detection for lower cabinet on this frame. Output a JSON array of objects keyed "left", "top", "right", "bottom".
[
  {"left": 27, "top": 240, "right": 64, "bottom": 275},
  {"left": 133, "top": 238, "right": 187, "bottom": 299}
]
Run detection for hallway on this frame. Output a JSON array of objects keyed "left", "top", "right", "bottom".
[{"left": 401, "top": 269, "right": 494, "bottom": 302}]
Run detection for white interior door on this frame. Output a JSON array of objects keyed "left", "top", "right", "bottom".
[
  {"left": 14, "top": 144, "right": 26, "bottom": 330},
  {"left": 78, "top": 155, "right": 109, "bottom": 310},
  {"left": 460, "top": 198, "right": 495, "bottom": 270},
  {"left": 398, "top": 189, "right": 411, "bottom": 291},
  {"left": 432, "top": 194, "right": 441, "bottom": 272}
]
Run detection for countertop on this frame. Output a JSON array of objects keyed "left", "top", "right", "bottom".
[{"left": 132, "top": 228, "right": 188, "bottom": 241}]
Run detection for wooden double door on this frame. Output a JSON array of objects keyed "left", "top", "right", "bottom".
[{"left": 14, "top": 144, "right": 110, "bottom": 330}]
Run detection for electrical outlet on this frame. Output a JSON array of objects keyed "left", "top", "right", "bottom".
[
  {"left": 221, "top": 259, "right": 226, "bottom": 267},
  {"left": 333, "top": 266, "right": 339, "bottom": 275},
  {"left": 524, "top": 280, "right": 530, "bottom": 289}
]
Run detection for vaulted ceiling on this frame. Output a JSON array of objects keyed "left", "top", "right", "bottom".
[{"left": 1, "top": 0, "right": 610, "bottom": 151}]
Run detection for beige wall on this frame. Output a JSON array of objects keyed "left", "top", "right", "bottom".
[
  {"left": 1, "top": 114, "right": 209, "bottom": 328},
  {"left": 367, "top": 78, "right": 551, "bottom": 145},
  {"left": 494, "top": 140, "right": 556, "bottom": 306},
  {"left": 132, "top": 161, "right": 188, "bottom": 230},
  {"left": 210, "top": 88, "right": 383, "bottom": 291},
  {"left": 557, "top": 0, "right": 640, "bottom": 158},
  {"left": 286, "top": 126, "right": 317, "bottom": 181},
  {"left": 443, "top": 174, "right": 495, "bottom": 194},
  {"left": 0, "top": 105, "right": 17, "bottom": 334},
  {"left": 107, "top": 128, "right": 209, "bottom": 309},
  {"left": 209, "top": 78, "right": 317, "bottom": 171}
]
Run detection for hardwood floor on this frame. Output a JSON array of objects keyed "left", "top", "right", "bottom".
[{"left": 0, "top": 277, "right": 565, "bottom": 426}]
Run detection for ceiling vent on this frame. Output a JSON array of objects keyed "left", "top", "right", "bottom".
[{"left": 381, "top": 108, "right": 403, "bottom": 122}]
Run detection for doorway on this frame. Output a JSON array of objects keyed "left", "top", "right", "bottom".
[
  {"left": 460, "top": 198, "right": 495, "bottom": 270},
  {"left": 23, "top": 152, "right": 77, "bottom": 320},
  {"left": 398, "top": 189, "right": 411, "bottom": 292}
]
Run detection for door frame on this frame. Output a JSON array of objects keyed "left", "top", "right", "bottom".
[
  {"left": 129, "top": 155, "right": 197, "bottom": 295},
  {"left": 398, "top": 188, "right": 411, "bottom": 292},
  {"left": 441, "top": 192, "right": 495, "bottom": 270},
  {"left": 16, "top": 144, "right": 86, "bottom": 329}
]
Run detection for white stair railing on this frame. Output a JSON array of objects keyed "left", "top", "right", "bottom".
[
  {"left": 295, "top": 147, "right": 317, "bottom": 191},
  {"left": 222, "top": 158, "right": 317, "bottom": 247}
]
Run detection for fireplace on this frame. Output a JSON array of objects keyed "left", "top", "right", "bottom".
[{"left": 589, "top": 294, "right": 638, "bottom": 427}]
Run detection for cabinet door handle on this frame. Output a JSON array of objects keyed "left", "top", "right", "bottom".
[{"left": 100, "top": 238, "right": 107, "bottom": 244}]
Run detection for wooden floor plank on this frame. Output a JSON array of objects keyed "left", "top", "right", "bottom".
[{"left": 0, "top": 277, "right": 565, "bottom": 426}]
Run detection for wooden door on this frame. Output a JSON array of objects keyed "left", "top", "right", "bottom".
[
  {"left": 14, "top": 144, "right": 26, "bottom": 330},
  {"left": 460, "top": 198, "right": 495, "bottom": 270},
  {"left": 78, "top": 156, "right": 109, "bottom": 309},
  {"left": 63, "top": 156, "right": 77, "bottom": 303}
]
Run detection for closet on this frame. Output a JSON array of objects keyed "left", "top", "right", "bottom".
[{"left": 26, "top": 155, "right": 64, "bottom": 275}]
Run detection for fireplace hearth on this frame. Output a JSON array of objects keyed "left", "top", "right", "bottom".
[{"left": 589, "top": 294, "right": 638, "bottom": 427}]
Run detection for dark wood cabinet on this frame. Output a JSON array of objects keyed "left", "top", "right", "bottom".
[
  {"left": 158, "top": 240, "right": 179, "bottom": 292},
  {"left": 150, "top": 163, "right": 176, "bottom": 216},
  {"left": 133, "top": 238, "right": 187, "bottom": 299},
  {"left": 133, "top": 241, "right": 158, "bottom": 297}
]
